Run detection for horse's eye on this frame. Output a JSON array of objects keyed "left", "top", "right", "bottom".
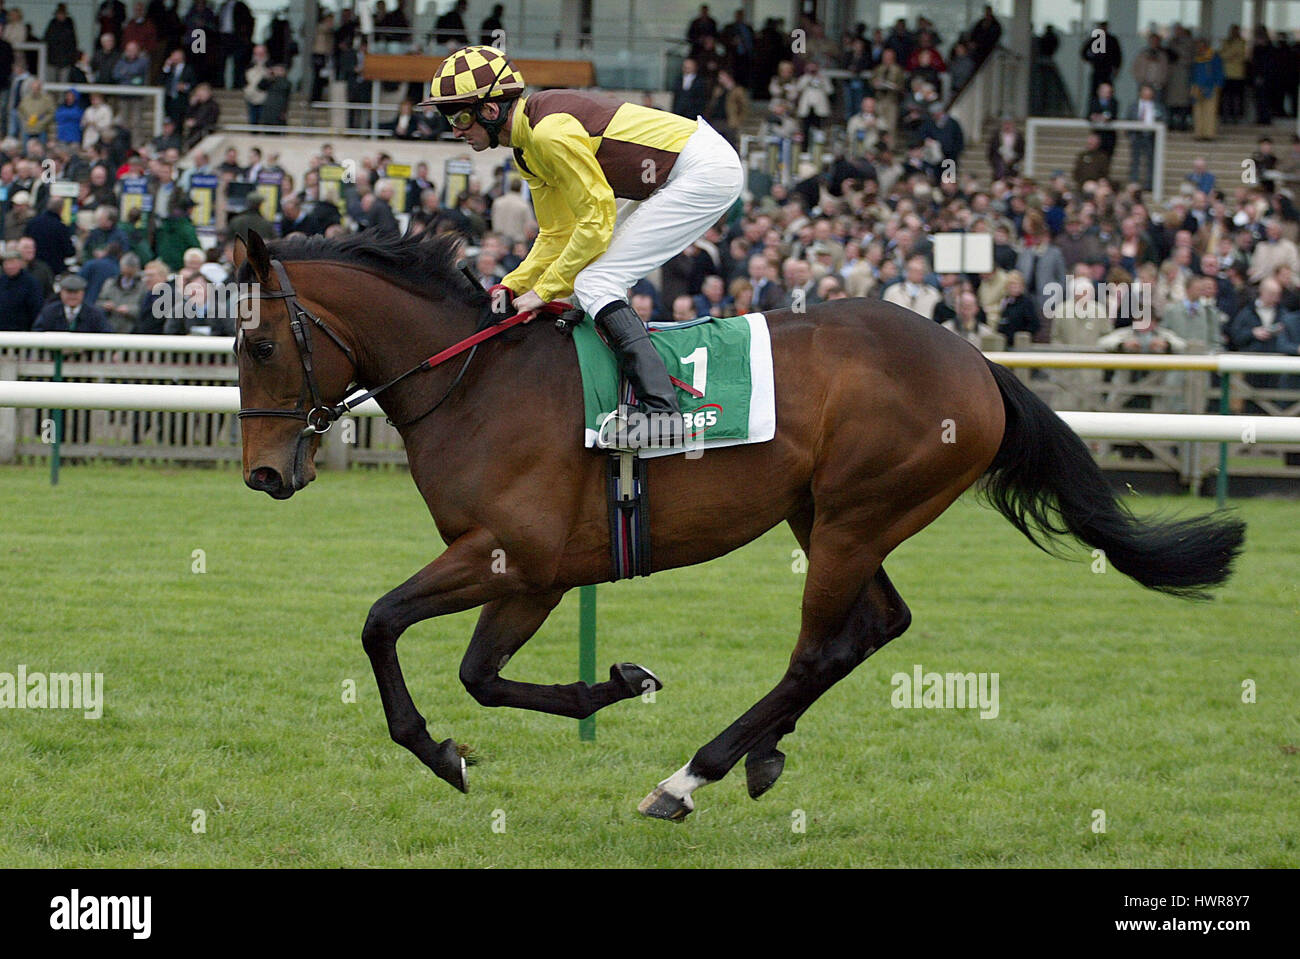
[{"left": 252, "top": 340, "right": 276, "bottom": 361}]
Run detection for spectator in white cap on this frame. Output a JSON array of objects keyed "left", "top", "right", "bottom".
[
  {"left": 97, "top": 252, "right": 147, "bottom": 333},
  {"left": 3, "top": 190, "right": 34, "bottom": 241}
]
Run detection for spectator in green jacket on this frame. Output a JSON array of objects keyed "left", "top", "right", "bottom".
[
  {"left": 154, "top": 194, "right": 200, "bottom": 270},
  {"left": 120, "top": 207, "right": 155, "bottom": 265}
]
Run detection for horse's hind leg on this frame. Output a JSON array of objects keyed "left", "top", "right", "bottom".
[
  {"left": 638, "top": 527, "right": 899, "bottom": 821},
  {"left": 743, "top": 565, "right": 911, "bottom": 799},
  {"left": 740, "top": 507, "right": 815, "bottom": 797},
  {"left": 458, "top": 593, "right": 663, "bottom": 719}
]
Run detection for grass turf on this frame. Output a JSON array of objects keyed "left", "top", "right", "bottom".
[{"left": 0, "top": 462, "right": 1296, "bottom": 867}]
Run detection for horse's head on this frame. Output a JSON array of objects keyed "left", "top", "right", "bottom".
[{"left": 232, "top": 230, "right": 356, "bottom": 499}]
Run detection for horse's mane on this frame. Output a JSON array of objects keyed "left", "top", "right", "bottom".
[{"left": 256, "top": 229, "right": 476, "bottom": 302}]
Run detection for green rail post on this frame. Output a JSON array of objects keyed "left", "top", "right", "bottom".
[
  {"left": 578, "top": 584, "right": 597, "bottom": 741},
  {"left": 50, "top": 349, "right": 63, "bottom": 487},
  {"left": 1216, "top": 372, "right": 1230, "bottom": 509}
]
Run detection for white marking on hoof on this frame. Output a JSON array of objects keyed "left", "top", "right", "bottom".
[{"left": 657, "top": 761, "right": 711, "bottom": 809}]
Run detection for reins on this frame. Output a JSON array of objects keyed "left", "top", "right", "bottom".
[{"left": 237, "top": 258, "right": 564, "bottom": 435}]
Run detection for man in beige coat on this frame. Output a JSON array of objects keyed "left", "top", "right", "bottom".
[
  {"left": 977, "top": 266, "right": 1009, "bottom": 327},
  {"left": 489, "top": 179, "right": 535, "bottom": 246},
  {"left": 1162, "top": 275, "right": 1227, "bottom": 349},
  {"left": 1247, "top": 219, "right": 1300, "bottom": 284},
  {"left": 1132, "top": 33, "right": 1171, "bottom": 100},
  {"left": 19, "top": 79, "right": 56, "bottom": 142},
  {"left": 883, "top": 254, "right": 941, "bottom": 319},
  {"left": 871, "top": 49, "right": 906, "bottom": 141}
]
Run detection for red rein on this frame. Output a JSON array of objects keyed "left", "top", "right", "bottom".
[{"left": 423, "top": 301, "right": 570, "bottom": 370}]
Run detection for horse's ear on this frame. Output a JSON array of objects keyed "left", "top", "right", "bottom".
[
  {"left": 232, "top": 233, "right": 248, "bottom": 272},
  {"left": 242, "top": 229, "right": 272, "bottom": 282}
]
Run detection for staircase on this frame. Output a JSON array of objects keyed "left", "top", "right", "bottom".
[
  {"left": 963, "top": 116, "right": 1284, "bottom": 203},
  {"left": 210, "top": 86, "right": 317, "bottom": 130},
  {"left": 120, "top": 85, "right": 320, "bottom": 146}
]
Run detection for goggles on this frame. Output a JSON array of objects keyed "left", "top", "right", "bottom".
[{"left": 441, "top": 105, "right": 477, "bottom": 131}]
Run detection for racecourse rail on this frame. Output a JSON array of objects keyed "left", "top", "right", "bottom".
[
  {"left": 4, "top": 332, "right": 1300, "bottom": 508},
  {"left": 3, "top": 332, "right": 1299, "bottom": 442},
  {"left": 1, "top": 381, "right": 1297, "bottom": 443}
]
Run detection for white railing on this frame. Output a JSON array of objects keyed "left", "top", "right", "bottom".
[
  {"left": 4, "top": 338, "right": 1300, "bottom": 433},
  {"left": 45, "top": 82, "right": 166, "bottom": 138},
  {"left": 0, "top": 381, "right": 381, "bottom": 416},
  {"left": 4, "top": 338, "right": 1299, "bottom": 499},
  {"left": 10, "top": 336, "right": 1295, "bottom": 373},
  {"left": 0, "top": 333, "right": 234, "bottom": 352},
  {"left": 985, "top": 351, "right": 1300, "bottom": 374},
  {"left": 3, "top": 379, "right": 1295, "bottom": 445},
  {"left": 222, "top": 123, "right": 394, "bottom": 138}
]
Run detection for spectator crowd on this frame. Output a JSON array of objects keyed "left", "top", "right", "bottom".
[{"left": 655, "top": 8, "right": 1300, "bottom": 386}]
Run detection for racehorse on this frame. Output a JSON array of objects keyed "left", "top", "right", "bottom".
[{"left": 232, "top": 229, "right": 1245, "bottom": 821}]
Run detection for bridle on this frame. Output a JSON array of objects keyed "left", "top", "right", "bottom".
[
  {"left": 236, "top": 259, "right": 360, "bottom": 435},
  {"left": 236, "top": 257, "right": 563, "bottom": 436}
]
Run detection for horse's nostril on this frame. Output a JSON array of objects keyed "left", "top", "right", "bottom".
[{"left": 248, "top": 467, "right": 282, "bottom": 492}]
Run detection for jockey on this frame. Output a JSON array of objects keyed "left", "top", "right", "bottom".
[{"left": 419, "top": 45, "right": 745, "bottom": 446}]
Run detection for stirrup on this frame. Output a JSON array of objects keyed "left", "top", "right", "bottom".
[{"left": 597, "top": 406, "right": 633, "bottom": 450}]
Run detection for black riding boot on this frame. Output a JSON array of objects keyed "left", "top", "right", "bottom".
[{"left": 595, "top": 301, "right": 684, "bottom": 447}]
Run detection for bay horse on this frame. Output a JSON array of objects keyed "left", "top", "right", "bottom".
[{"left": 232, "top": 229, "right": 1244, "bottom": 821}]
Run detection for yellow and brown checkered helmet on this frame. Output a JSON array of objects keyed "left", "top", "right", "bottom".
[{"left": 419, "top": 45, "right": 526, "bottom": 107}]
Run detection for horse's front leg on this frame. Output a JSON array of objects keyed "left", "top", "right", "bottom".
[
  {"left": 362, "top": 527, "right": 520, "bottom": 792},
  {"left": 458, "top": 592, "right": 662, "bottom": 718}
]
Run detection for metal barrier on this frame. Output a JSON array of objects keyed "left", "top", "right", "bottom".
[
  {"left": 220, "top": 123, "right": 394, "bottom": 138},
  {"left": 1024, "top": 117, "right": 1168, "bottom": 199},
  {"left": 992, "top": 344, "right": 1300, "bottom": 505},
  {"left": 45, "top": 83, "right": 165, "bottom": 139}
]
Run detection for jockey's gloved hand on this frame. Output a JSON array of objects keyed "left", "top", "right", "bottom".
[{"left": 487, "top": 283, "right": 515, "bottom": 316}]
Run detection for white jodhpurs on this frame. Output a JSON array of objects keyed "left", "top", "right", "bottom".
[{"left": 571, "top": 118, "right": 745, "bottom": 318}]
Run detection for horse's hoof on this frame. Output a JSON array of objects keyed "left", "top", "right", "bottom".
[
  {"left": 611, "top": 662, "right": 663, "bottom": 698},
  {"left": 435, "top": 738, "right": 469, "bottom": 794},
  {"left": 637, "top": 786, "right": 693, "bottom": 821},
  {"left": 745, "top": 750, "right": 785, "bottom": 799}
]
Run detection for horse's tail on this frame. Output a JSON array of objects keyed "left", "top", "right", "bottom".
[{"left": 979, "top": 359, "right": 1245, "bottom": 599}]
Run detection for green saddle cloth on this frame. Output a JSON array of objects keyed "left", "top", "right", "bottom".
[{"left": 572, "top": 313, "right": 771, "bottom": 452}]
